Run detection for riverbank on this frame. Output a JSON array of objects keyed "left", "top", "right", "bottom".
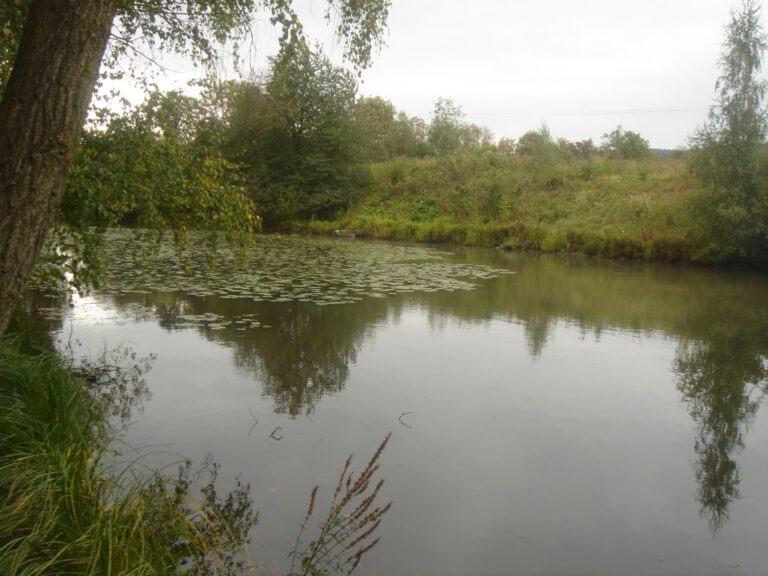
[
  {"left": 294, "top": 152, "right": 704, "bottom": 263},
  {"left": 0, "top": 335, "right": 254, "bottom": 575}
]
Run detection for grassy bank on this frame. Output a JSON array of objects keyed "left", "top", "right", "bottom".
[
  {"left": 0, "top": 336, "right": 254, "bottom": 575},
  {"left": 295, "top": 151, "right": 700, "bottom": 262}
]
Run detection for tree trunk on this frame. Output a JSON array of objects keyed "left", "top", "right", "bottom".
[{"left": 0, "top": 0, "right": 118, "bottom": 335}]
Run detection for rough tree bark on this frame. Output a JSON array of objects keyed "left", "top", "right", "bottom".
[{"left": 0, "top": 0, "right": 118, "bottom": 335}]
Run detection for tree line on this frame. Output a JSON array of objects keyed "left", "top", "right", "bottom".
[{"left": 64, "top": 41, "right": 655, "bottom": 237}]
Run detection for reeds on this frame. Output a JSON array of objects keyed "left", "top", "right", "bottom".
[{"left": 289, "top": 433, "right": 392, "bottom": 576}]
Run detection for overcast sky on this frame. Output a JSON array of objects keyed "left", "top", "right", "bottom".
[
  {"left": 354, "top": 0, "right": 763, "bottom": 149},
  {"left": 147, "top": 0, "right": 765, "bottom": 149}
]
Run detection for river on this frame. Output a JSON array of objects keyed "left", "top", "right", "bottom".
[{"left": 24, "top": 230, "right": 768, "bottom": 575}]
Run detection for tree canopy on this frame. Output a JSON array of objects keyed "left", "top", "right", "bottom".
[
  {"left": 427, "top": 98, "right": 492, "bottom": 155},
  {"left": 222, "top": 42, "right": 366, "bottom": 225},
  {"left": 66, "top": 90, "right": 255, "bottom": 232},
  {"left": 689, "top": 0, "right": 768, "bottom": 262},
  {"left": 600, "top": 125, "right": 651, "bottom": 160},
  {"left": 1, "top": 1, "right": 391, "bottom": 88}
]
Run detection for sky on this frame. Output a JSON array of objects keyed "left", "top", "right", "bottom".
[
  {"left": 141, "top": 0, "right": 766, "bottom": 149},
  {"left": 353, "top": 0, "right": 754, "bottom": 149}
]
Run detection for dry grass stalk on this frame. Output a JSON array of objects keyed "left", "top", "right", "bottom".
[{"left": 289, "top": 433, "right": 392, "bottom": 576}]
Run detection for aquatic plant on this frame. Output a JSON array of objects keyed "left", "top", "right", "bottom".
[{"left": 31, "top": 229, "right": 510, "bottom": 313}]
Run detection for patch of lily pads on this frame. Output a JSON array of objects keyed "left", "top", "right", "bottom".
[{"left": 96, "top": 230, "right": 512, "bottom": 309}]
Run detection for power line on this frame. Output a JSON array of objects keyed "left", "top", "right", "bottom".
[{"left": 470, "top": 105, "right": 711, "bottom": 119}]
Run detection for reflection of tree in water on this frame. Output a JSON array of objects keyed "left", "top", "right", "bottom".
[
  {"left": 523, "top": 315, "right": 552, "bottom": 357},
  {"left": 418, "top": 251, "right": 768, "bottom": 530},
  {"left": 232, "top": 302, "right": 386, "bottom": 416},
  {"left": 69, "top": 344, "right": 155, "bottom": 425},
  {"left": 15, "top": 292, "right": 155, "bottom": 425},
  {"left": 147, "top": 294, "right": 389, "bottom": 417},
  {"left": 14, "top": 291, "right": 68, "bottom": 348},
  {"left": 674, "top": 333, "right": 767, "bottom": 531}
]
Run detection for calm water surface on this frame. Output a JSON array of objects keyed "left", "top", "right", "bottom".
[{"left": 25, "top": 231, "right": 768, "bottom": 575}]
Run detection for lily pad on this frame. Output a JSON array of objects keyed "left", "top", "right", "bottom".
[{"left": 82, "top": 230, "right": 513, "bottom": 307}]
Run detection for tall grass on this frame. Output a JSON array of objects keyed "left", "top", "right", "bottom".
[
  {"left": 0, "top": 336, "right": 255, "bottom": 575},
  {"left": 296, "top": 150, "right": 703, "bottom": 263}
]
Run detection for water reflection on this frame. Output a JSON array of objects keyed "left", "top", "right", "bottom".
[
  {"left": 674, "top": 332, "right": 768, "bottom": 530},
  {"left": 232, "top": 302, "right": 387, "bottom": 416},
  {"left": 24, "top": 239, "right": 768, "bottom": 536},
  {"left": 11, "top": 300, "right": 155, "bottom": 425},
  {"left": 159, "top": 297, "right": 388, "bottom": 416}
]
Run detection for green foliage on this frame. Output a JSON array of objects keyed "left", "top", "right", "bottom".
[
  {"left": 516, "top": 126, "right": 550, "bottom": 157},
  {"left": 689, "top": 0, "right": 768, "bottom": 263},
  {"left": 38, "top": 90, "right": 257, "bottom": 292},
  {"left": 428, "top": 98, "right": 465, "bottom": 155},
  {"left": 497, "top": 137, "right": 516, "bottom": 155},
  {"left": 1, "top": 2, "right": 260, "bottom": 96},
  {"left": 32, "top": 227, "right": 109, "bottom": 295},
  {"left": 65, "top": 90, "right": 256, "bottom": 236},
  {"left": 0, "top": 1, "right": 26, "bottom": 91},
  {"left": 107, "top": 0, "right": 390, "bottom": 75},
  {"left": 325, "top": 149, "right": 695, "bottom": 261},
  {"left": 223, "top": 43, "right": 367, "bottom": 225},
  {"left": 600, "top": 125, "right": 651, "bottom": 159},
  {"left": 110, "top": 1, "right": 257, "bottom": 70},
  {"left": 0, "top": 1, "right": 389, "bottom": 96},
  {"left": 355, "top": 96, "right": 397, "bottom": 162},
  {"left": 515, "top": 124, "right": 566, "bottom": 165},
  {"left": 0, "top": 336, "right": 256, "bottom": 575},
  {"left": 56, "top": 89, "right": 256, "bottom": 276},
  {"left": 571, "top": 138, "right": 598, "bottom": 159},
  {"left": 1, "top": 0, "right": 390, "bottom": 294},
  {"left": 353, "top": 95, "right": 438, "bottom": 162},
  {"left": 387, "top": 111, "right": 431, "bottom": 158},
  {"left": 460, "top": 122, "right": 494, "bottom": 150},
  {"left": 427, "top": 98, "right": 492, "bottom": 156},
  {"left": 321, "top": 0, "right": 391, "bottom": 71}
]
